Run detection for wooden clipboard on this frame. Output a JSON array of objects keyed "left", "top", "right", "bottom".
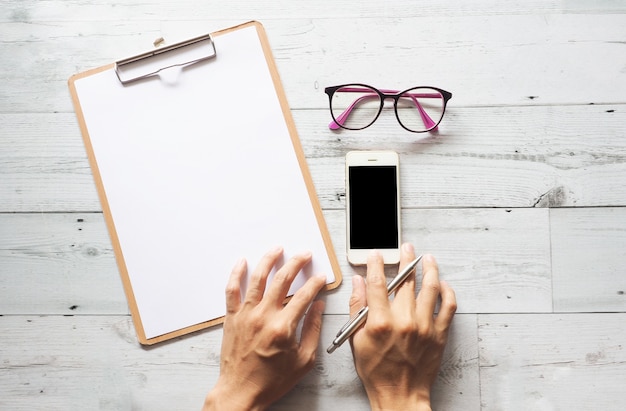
[{"left": 68, "top": 21, "right": 341, "bottom": 345}]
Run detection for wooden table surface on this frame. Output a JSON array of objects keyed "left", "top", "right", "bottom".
[{"left": 2, "top": 2, "right": 626, "bottom": 410}]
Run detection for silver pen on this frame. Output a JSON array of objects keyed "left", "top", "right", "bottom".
[{"left": 327, "top": 255, "right": 423, "bottom": 354}]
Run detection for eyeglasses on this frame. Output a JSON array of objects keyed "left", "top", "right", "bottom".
[{"left": 324, "top": 84, "right": 452, "bottom": 133}]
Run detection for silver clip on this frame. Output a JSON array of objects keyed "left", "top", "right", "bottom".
[{"left": 115, "top": 33, "right": 217, "bottom": 85}]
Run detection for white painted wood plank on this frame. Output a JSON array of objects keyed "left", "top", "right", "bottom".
[
  {"left": 0, "top": 314, "right": 479, "bottom": 411},
  {"left": 3, "top": 0, "right": 625, "bottom": 23},
  {"left": 405, "top": 208, "right": 552, "bottom": 313},
  {"left": 186, "top": 15, "right": 626, "bottom": 108},
  {"left": 478, "top": 314, "right": 626, "bottom": 411},
  {"left": 2, "top": 104, "right": 626, "bottom": 212},
  {"left": 0, "top": 315, "right": 215, "bottom": 410},
  {"left": 0, "top": 213, "right": 127, "bottom": 315},
  {"left": 432, "top": 314, "right": 480, "bottom": 410},
  {"left": 551, "top": 208, "right": 626, "bottom": 312},
  {"left": 0, "top": 208, "right": 552, "bottom": 315},
  {"left": 1, "top": 15, "right": 625, "bottom": 113},
  {"left": 0, "top": 112, "right": 99, "bottom": 212}
]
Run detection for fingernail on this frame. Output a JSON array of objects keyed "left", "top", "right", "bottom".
[
  {"left": 368, "top": 249, "right": 381, "bottom": 258},
  {"left": 403, "top": 243, "right": 414, "bottom": 253}
]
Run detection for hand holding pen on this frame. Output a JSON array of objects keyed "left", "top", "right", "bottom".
[
  {"left": 327, "top": 255, "right": 423, "bottom": 354},
  {"left": 347, "top": 243, "right": 457, "bottom": 411}
]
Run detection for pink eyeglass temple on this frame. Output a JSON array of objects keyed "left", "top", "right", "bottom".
[{"left": 329, "top": 87, "right": 441, "bottom": 131}]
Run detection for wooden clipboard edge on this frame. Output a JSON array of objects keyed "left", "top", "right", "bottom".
[
  {"left": 222, "top": 21, "right": 343, "bottom": 292},
  {"left": 67, "top": 20, "right": 342, "bottom": 345},
  {"left": 68, "top": 66, "right": 151, "bottom": 344}
]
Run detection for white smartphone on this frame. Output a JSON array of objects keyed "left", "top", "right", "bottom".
[{"left": 345, "top": 150, "right": 401, "bottom": 265}]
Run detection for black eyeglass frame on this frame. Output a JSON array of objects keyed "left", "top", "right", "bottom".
[{"left": 324, "top": 83, "right": 453, "bottom": 133}]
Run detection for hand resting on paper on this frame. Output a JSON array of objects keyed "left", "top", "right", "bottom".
[{"left": 203, "top": 246, "right": 327, "bottom": 411}]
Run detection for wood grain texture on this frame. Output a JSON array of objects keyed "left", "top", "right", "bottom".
[
  {"left": 0, "top": 314, "right": 478, "bottom": 411},
  {"left": 1, "top": 14, "right": 625, "bottom": 113},
  {"left": 551, "top": 208, "right": 626, "bottom": 312},
  {"left": 479, "top": 314, "right": 626, "bottom": 411},
  {"left": 2, "top": 104, "right": 626, "bottom": 212},
  {"left": 0, "top": 213, "right": 126, "bottom": 315},
  {"left": 3, "top": 0, "right": 625, "bottom": 23},
  {"left": 0, "top": 207, "right": 552, "bottom": 315}
]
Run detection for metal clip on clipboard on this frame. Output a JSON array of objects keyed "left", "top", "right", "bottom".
[{"left": 115, "top": 34, "right": 217, "bottom": 84}]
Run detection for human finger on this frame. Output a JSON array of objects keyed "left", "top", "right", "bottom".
[
  {"left": 415, "top": 254, "right": 441, "bottom": 324},
  {"left": 298, "top": 299, "right": 326, "bottom": 361},
  {"left": 283, "top": 274, "right": 327, "bottom": 324},
  {"left": 392, "top": 243, "right": 417, "bottom": 308},
  {"left": 365, "top": 250, "right": 390, "bottom": 313},
  {"left": 435, "top": 280, "right": 457, "bottom": 333},
  {"left": 225, "top": 257, "right": 246, "bottom": 314},
  {"left": 244, "top": 246, "right": 283, "bottom": 305},
  {"left": 264, "top": 251, "right": 313, "bottom": 306},
  {"left": 349, "top": 274, "right": 367, "bottom": 317}
]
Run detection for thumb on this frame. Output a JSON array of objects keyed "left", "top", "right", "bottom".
[{"left": 349, "top": 275, "right": 367, "bottom": 316}]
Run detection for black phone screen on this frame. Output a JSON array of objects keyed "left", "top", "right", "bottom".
[{"left": 348, "top": 165, "right": 399, "bottom": 249}]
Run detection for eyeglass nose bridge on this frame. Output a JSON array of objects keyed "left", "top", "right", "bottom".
[
  {"left": 369, "top": 92, "right": 409, "bottom": 129},
  {"left": 379, "top": 93, "right": 400, "bottom": 106}
]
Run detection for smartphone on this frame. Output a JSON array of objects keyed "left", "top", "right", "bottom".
[{"left": 345, "top": 150, "right": 401, "bottom": 265}]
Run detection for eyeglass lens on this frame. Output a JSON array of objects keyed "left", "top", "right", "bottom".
[
  {"left": 330, "top": 85, "right": 446, "bottom": 132},
  {"left": 395, "top": 87, "right": 445, "bottom": 132},
  {"left": 330, "top": 85, "right": 381, "bottom": 130}
]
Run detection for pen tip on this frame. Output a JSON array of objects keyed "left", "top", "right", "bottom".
[{"left": 327, "top": 344, "right": 337, "bottom": 354}]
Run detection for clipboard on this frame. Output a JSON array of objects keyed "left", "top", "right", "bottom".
[{"left": 68, "top": 21, "right": 342, "bottom": 345}]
